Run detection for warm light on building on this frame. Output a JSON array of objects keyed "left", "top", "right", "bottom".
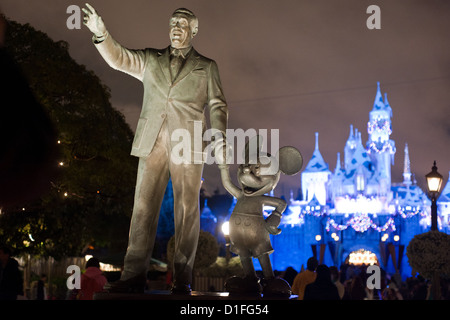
[
  {"left": 334, "top": 195, "right": 383, "bottom": 215},
  {"left": 84, "top": 255, "right": 121, "bottom": 272},
  {"left": 348, "top": 249, "right": 377, "bottom": 266}
]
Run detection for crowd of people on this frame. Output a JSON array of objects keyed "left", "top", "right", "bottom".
[
  {"left": 280, "top": 256, "right": 450, "bottom": 300},
  {"left": 1, "top": 246, "right": 450, "bottom": 300},
  {"left": 0, "top": 247, "right": 108, "bottom": 300}
]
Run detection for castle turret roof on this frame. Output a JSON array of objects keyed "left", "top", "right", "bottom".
[{"left": 304, "top": 132, "right": 330, "bottom": 173}]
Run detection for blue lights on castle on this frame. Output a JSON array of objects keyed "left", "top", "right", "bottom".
[{"left": 200, "top": 82, "right": 450, "bottom": 280}]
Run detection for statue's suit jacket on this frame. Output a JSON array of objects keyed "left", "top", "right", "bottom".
[{"left": 94, "top": 34, "right": 228, "bottom": 159}]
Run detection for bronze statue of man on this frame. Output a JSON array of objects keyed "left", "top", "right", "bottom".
[{"left": 83, "top": 4, "right": 228, "bottom": 294}]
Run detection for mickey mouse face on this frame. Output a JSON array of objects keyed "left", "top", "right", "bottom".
[
  {"left": 238, "top": 136, "right": 303, "bottom": 197},
  {"left": 237, "top": 162, "right": 281, "bottom": 197}
]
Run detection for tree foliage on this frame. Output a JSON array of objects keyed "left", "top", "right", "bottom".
[
  {"left": 0, "top": 20, "right": 137, "bottom": 259},
  {"left": 406, "top": 230, "right": 450, "bottom": 279},
  {"left": 167, "top": 231, "right": 220, "bottom": 270}
]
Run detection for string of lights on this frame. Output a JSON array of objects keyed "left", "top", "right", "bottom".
[
  {"left": 229, "top": 76, "right": 450, "bottom": 106},
  {"left": 326, "top": 215, "right": 396, "bottom": 233}
]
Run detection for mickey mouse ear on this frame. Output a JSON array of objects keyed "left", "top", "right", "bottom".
[{"left": 278, "top": 146, "right": 303, "bottom": 175}]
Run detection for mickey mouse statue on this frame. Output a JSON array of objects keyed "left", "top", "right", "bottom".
[{"left": 218, "top": 136, "right": 302, "bottom": 297}]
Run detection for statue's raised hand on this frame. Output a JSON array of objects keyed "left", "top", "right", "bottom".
[{"left": 82, "top": 3, "right": 107, "bottom": 37}]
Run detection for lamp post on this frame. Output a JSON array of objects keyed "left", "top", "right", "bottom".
[
  {"left": 425, "top": 161, "right": 444, "bottom": 300},
  {"left": 221, "top": 221, "right": 231, "bottom": 263},
  {"left": 425, "top": 161, "right": 443, "bottom": 231}
]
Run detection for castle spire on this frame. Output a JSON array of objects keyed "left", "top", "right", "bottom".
[
  {"left": 335, "top": 152, "right": 341, "bottom": 172},
  {"left": 315, "top": 132, "right": 319, "bottom": 150},
  {"left": 384, "top": 92, "right": 390, "bottom": 107},
  {"left": 304, "top": 132, "right": 329, "bottom": 173},
  {"left": 372, "top": 81, "right": 385, "bottom": 111},
  {"left": 302, "top": 132, "right": 331, "bottom": 206},
  {"left": 403, "top": 143, "right": 412, "bottom": 185},
  {"left": 384, "top": 92, "right": 393, "bottom": 117},
  {"left": 345, "top": 125, "right": 357, "bottom": 170},
  {"left": 348, "top": 124, "right": 354, "bottom": 140}
]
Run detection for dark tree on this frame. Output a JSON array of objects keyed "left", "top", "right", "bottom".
[{"left": 0, "top": 19, "right": 138, "bottom": 259}]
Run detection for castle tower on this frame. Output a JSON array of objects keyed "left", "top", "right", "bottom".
[
  {"left": 301, "top": 132, "right": 331, "bottom": 205},
  {"left": 344, "top": 130, "right": 374, "bottom": 195},
  {"left": 344, "top": 124, "right": 357, "bottom": 170},
  {"left": 330, "top": 152, "right": 344, "bottom": 201},
  {"left": 366, "top": 82, "right": 396, "bottom": 193},
  {"left": 403, "top": 143, "right": 412, "bottom": 186}
]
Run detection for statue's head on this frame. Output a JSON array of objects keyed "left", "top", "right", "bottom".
[
  {"left": 169, "top": 8, "right": 198, "bottom": 49},
  {"left": 237, "top": 136, "right": 303, "bottom": 197}
]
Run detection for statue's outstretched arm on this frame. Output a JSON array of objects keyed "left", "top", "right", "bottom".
[
  {"left": 82, "top": 3, "right": 146, "bottom": 81},
  {"left": 82, "top": 3, "right": 107, "bottom": 39}
]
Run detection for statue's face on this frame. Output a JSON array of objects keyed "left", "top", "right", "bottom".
[
  {"left": 169, "top": 14, "right": 196, "bottom": 49},
  {"left": 237, "top": 162, "right": 280, "bottom": 197}
]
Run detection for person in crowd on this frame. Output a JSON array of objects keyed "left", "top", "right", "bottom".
[
  {"left": 381, "top": 287, "right": 401, "bottom": 300},
  {"left": 78, "top": 257, "right": 108, "bottom": 300},
  {"left": 291, "top": 257, "right": 318, "bottom": 300},
  {"left": 303, "top": 264, "right": 340, "bottom": 300},
  {"left": 0, "top": 246, "right": 23, "bottom": 300},
  {"left": 36, "top": 273, "right": 47, "bottom": 300},
  {"left": 281, "top": 266, "right": 298, "bottom": 287},
  {"left": 329, "top": 266, "right": 345, "bottom": 299},
  {"left": 385, "top": 274, "right": 403, "bottom": 300},
  {"left": 408, "top": 276, "right": 428, "bottom": 300},
  {"left": 345, "top": 274, "right": 367, "bottom": 300}
]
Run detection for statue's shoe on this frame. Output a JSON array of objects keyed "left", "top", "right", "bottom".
[
  {"left": 170, "top": 282, "right": 192, "bottom": 295},
  {"left": 103, "top": 274, "right": 146, "bottom": 294},
  {"left": 262, "top": 278, "right": 292, "bottom": 298},
  {"left": 225, "top": 275, "right": 262, "bottom": 296}
]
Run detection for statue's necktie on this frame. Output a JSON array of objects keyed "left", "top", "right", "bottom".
[{"left": 170, "top": 50, "right": 184, "bottom": 81}]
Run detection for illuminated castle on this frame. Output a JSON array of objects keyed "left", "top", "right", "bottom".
[
  {"left": 199, "top": 82, "right": 450, "bottom": 278},
  {"left": 264, "top": 82, "right": 450, "bottom": 278},
  {"left": 301, "top": 82, "right": 397, "bottom": 211}
]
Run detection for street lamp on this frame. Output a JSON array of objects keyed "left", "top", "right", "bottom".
[
  {"left": 221, "top": 221, "right": 231, "bottom": 263},
  {"left": 221, "top": 221, "right": 230, "bottom": 237},
  {"left": 426, "top": 161, "right": 443, "bottom": 231}
]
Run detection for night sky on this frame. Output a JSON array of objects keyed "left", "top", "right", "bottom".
[{"left": 2, "top": 0, "right": 450, "bottom": 197}]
